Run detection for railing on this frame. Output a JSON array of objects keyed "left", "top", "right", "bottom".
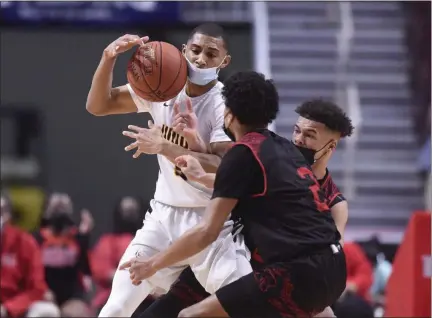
[
  {"left": 334, "top": 2, "right": 362, "bottom": 201},
  {"left": 251, "top": 1, "right": 276, "bottom": 132}
]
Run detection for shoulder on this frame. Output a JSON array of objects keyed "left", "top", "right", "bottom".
[
  {"left": 206, "top": 82, "right": 225, "bottom": 109},
  {"left": 219, "top": 143, "right": 260, "bottom": 171},
  {"left": 224, "top": 143, "right": 254, "bottom": 159}
]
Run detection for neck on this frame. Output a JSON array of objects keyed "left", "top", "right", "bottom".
[
  {"left": 186, "top": 79, "right": 218, "bottom": 97},
  {"left": 234, "top": 126, "right": 266, "bottom": 141},
  {"left": 312, "top": 160, "right": 328, "bottom": 180}
]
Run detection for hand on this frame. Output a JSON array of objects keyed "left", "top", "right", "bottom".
[
  {"left": 123, "top": 121, "right": 165, "bottom": 158},
  {"left": 103, "top": 34, "right": 149, "bottom": 59},
  {"left": 119, "top": 257, "right": 157, "bottom": 285},
  {"left": 174, "top": 155, "right": 206, "bottom": 182},
  {"left": 79, "top": 209, "right": 94, "bottom": 234},
  {"left": 172, "top": 99, "right": 207, "bottom": 153}
]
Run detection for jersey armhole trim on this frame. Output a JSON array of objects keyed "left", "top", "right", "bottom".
[{"left": 329, "top": 192, "right": 344, "bottom": 207}]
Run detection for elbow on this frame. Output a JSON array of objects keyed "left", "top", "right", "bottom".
[{"left": 86, "top": 102, "right": 106, "bottom": 116}]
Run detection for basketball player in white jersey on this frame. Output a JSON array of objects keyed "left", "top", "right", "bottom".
[{"left": 86, "top": 23, "right": 252, "bottom": 317}]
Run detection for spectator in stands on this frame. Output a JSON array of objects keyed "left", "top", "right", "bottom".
[
  {"left": 1, "top": 192, "right": 60, "bottom": 318},
  {"left": 91, "top": 196, "right": 155, "bottom": 317},
  {"left": 362, "top": 236, "right": 392, "bottom": 317},
  {"left": 33, "top": 193, "right": 94, "bottom": 317},
  {"left": 91, "top": 196, "right": 146, "bottom": 312},
  {"left": 334, "top": 241, "right": 374, "bottom": 318}
]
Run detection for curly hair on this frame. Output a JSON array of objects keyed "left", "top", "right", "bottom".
[
  {"left": 222, "top": 71, "right": 279, "bottom": 127},
  {"left": 295, "top": 99, "right": 354, "bottom": 137}
]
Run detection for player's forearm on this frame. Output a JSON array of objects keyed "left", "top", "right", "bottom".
[
  {"left": 160, "top": 142, "right": 221, "bottom": 173},
  {"left": 197, "top": 173, "right": 216, "bottom": 188},
  {"left": 86, "top": 54, "right": 117, "bottom": 116},
  {"left": 151, "top": 224, "right": 215, "bottom": 271}
]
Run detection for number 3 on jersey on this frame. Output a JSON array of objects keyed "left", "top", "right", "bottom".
[{"left": 297, "top": 167, "right": 329, "bottom": 212}]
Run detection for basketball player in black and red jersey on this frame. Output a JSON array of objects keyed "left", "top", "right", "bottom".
[
  {"left": 133, "top": 100, "right": 353, "bottom": 318},
  {"left": 122, "top": 71, "right": 347, "bottom": 317}
]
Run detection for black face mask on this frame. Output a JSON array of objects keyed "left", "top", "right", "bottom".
[
  {"left": 223, "top": 123, "right": 236, "bottom": 142},
  {"left": 114, "top": 215, "right": 140, "bottom": 234},
  {"left": 295, "top": 145, "right": 316, "bottom": 165},
  {"left": 49, "top": 213, "right": 75, "bottom": 234},
  {"left": 294, "top": 140, "right": 334, "bottom": 166}
]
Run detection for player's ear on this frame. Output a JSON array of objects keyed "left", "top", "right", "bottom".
[
  {"left": 220, "top": 54, "right": 231, "bottom": 69},
  {"left": 181, "top": 44, "right": 187, "bottom": 55},
  {"left": 329, "top": 141, "right": 337, "bottom": 151}
]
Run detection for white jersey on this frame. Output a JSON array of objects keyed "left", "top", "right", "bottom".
[{"left": 127, "top": 83, "right": 230, "bottom": 208}]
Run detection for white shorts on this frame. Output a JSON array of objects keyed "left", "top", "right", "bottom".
[{"left": 123, "top": 199, "right": 251, "bottom": 294}]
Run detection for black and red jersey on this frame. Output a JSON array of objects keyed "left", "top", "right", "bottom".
[
  {"left": 318, "top": 169, "right": 345, "bottom": 209},
  {"left": 212, "top": 129, "right": 340, "bottom": 264}
]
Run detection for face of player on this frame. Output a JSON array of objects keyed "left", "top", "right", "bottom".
[
  {"left": 182, "top": 33, "right": 231, "bottom": 85},
  {"left": 292, "top": 116, "right": 338, "bottom": 164}
]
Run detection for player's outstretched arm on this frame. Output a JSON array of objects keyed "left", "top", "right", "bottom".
[
  {"left": 119, "top": 197, "right": 236, "bottom": 284},
  {"left": 86, "top": 34, "right": 148, "bottom": 116},
  {"left": 123, "top": 122, "right": 225, "bottom": 172}
]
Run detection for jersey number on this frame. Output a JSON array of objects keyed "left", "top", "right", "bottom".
[{"left": 297, "top": 167, "right": 329, "bottom": 212}]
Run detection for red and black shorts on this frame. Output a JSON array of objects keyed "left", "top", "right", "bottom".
[{"left": 215, "top": 244, "right": 347, "bottom": 318}]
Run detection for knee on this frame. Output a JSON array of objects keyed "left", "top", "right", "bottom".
[{"left": 26, "top": 301, "right": 61, "bottom": 318}]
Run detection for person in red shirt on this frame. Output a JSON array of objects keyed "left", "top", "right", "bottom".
[
  {"left": 333, "top": 241, "right": 374, "bottom": 318},
  {"left": 91, "top": 196, "right": 148, "bottom": 315},
  {"left": 34, "top": 193, "right": 93, "bottom": 317},
  {"left": 0, "top": 192, "right": 60, "bottom": 318}
]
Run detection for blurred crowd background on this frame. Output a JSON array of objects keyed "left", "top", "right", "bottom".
[{"left": 0, "top": 1, "right": 430, "bottom": 318}]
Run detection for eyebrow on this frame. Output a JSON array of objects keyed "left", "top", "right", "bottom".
[
  {"left": 190, "top": 43, "right": 220, "bottom": 52},
  {"left": 295, "top": 124, "right": 317, "bottom": 134}
]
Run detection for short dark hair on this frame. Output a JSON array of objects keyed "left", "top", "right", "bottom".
[
  {"left": 222, "top": 71, "right": 279, "bottom": 127},
  {"left": 295, "top": 99, "right": 354, "bottom": 137},
  {"left": 188, "top": 23, "right": 228, "bottom": 50}
]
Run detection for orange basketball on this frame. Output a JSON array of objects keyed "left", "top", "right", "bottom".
[{"left": 127, "top": 41, "right": 187, "bottom": 102}]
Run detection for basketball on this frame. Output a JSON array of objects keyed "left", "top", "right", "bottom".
[{"left": 127, "top": 41, "right": 187, "bottom": 102}]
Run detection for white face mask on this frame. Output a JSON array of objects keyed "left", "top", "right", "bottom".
[{"left": 183, "top": 47, "right": 226, "bottom": 86}]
